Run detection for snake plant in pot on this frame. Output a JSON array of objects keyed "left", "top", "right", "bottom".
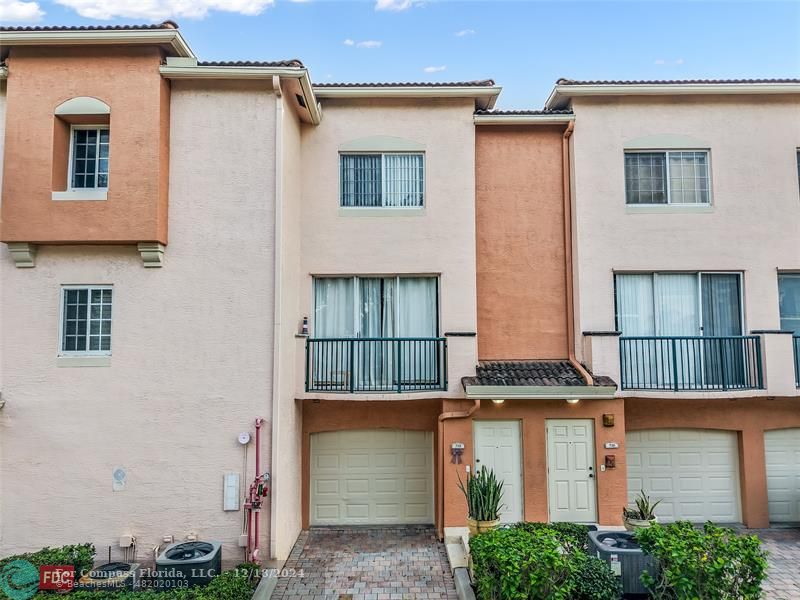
[
  {"left": 458, "top": 466, "right": 504, "bottom": 536},
  {"left": 623, "top": 489, "right": 662, "bottom": 530}
]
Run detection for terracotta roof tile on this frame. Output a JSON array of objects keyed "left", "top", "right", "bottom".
[
  {"left": 198, "top": 60, "right": 304, "bottom": 68},
  {"left": 557, "top": 77, "right": 800, "bottom": 85},
  {"left": 474, "top": 109, "right": 573, "bottom": 115},
  {"left": 314, "top": 79, "right": 495, "bottom": 88},
  {"left": 0, "top": 21, "right": 179, "bottom": 32},
  {"left": 461, "top": 360, "right": 616, "bottom": 389}
]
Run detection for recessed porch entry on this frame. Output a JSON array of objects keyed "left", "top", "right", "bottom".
[
  {"left": 309, "top": 429, "right": 434, "bottom": 526},
  {"left": 473, "top": 420, "right": 524, "bottom": 523},
  {"left": 546, "top": 419, "right": 598, "bottom": 523}
]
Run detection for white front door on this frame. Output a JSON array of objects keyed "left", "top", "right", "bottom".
[
  {"left": 547, "top": 419, "right": 597, "bottom": 522},
  {"left": 473, "top": 420, "right": 523, "bottom": 523}
]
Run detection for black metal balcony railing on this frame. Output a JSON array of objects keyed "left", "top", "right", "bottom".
[
  {"left": 306, "top": 337, "right": 448, "bottom": 393},
  {"left": 620, "top": 336, "right": 763, "bottom": 391},
  {"left": 794, "top": 336, "right": 800, "bottom": 388}
]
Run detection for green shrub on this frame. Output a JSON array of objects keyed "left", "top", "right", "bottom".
[
  {"left": 635, "top": 521, "right": 768, "bottom": 600},
  {"left": 0, "top": 543, "right": 95, "bottom": 576},
  {"left": 568, "top": 555, "right": 622, "bottom": 600},
  {"left": 515, "top": 522, "right": 591, "bottom": 554},
  {"left": 469, "top": 526, "right": 576, "bottom": 600}
]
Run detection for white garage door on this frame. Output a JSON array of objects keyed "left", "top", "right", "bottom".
[
  {"left": 310, "top": 429, "right": 434, "bottom": 526},
  {"left": 765, "top": 429, "right": 800, "bottom": 523},
  {"left": 627, "top": 429, "right": 741, "bottom": 523}
]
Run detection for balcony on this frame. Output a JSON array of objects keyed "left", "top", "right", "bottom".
[
  {"left": 619, "top": 336, "right": 763, "bottom": 391},
  {"left": 794, "top": 336, "right": 800, "bottom": 388},
  {"left": 305, "top": 337, "right": 448, "bottom": 393}
]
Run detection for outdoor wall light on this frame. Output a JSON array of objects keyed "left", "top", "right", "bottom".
[
  {"left": 565, "top": 398, "right": 580, "bottom": 405},
  {"left": 491, "top": 399, "right": 505, "bottom": 405}
]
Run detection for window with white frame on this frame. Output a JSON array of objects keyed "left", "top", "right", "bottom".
[
  {"left": 624, "top": 150, "right": 710, "bottom": 205},
  {"left": 340, "top": 153, "right": 424, "bottom": 207},
  {"left": 779, "top": 273, "right": 800, "bottom": 334},
  {"left": 61, "top": 286, "right": 113, "bottom": 354},
  {"left": 70, "top": 126, "right": 110, "bottom": 190}
]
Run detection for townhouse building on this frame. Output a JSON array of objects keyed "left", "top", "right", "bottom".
[
  {"left": 0, "top": 21, "right": 798, "bottom": 568},
  {"left": 547, "top": 79, "right": 800, "bottom": 528}
]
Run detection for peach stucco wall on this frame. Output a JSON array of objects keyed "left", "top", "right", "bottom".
[
  {"left": 475, "top": 126, "right": 569, "bottom": 360},
  {"left": 297, "top": 98, "right": 479, "bottom": 398},
  {"left": 1, "top": 46, "right": 170, "bottom": 244},
  {"left": 625, "top": 396, "right": 800, "bottom": 528},
  {"left": 571, "top": 96, "right": 800, "bottom": 350},
  {"left": 0, "top": 80, "right": 276, "bottom": 563},
  {"left": 442, "top": 399, "right": 628, "bottom": 527}
]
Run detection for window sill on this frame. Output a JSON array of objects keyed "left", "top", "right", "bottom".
[
  {"left": 625, "top": 204, "right": 713, "bottom": 214},
  {"left": 52, "top": 190, "right": 108, "bottom": 201},
  {"left": 57, "top": 355, "right": 111, "bottom": 368},
  {"left": 338, "top": 207, "right": 425, "bottom": 217}
]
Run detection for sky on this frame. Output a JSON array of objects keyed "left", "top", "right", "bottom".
[{"left": 1, "top": 0, "right": 799, "bottom": 108}]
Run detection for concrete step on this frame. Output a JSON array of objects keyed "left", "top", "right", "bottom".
[
  {"left": 446, "top": 541, "right": 468, "bottom": 571},
  {"left": 444, "top": 526, "right": 469, "bottom": 545}
]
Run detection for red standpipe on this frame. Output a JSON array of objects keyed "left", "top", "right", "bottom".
[{"left": 253, "top": 418, "right": 263, "bottom": 563}]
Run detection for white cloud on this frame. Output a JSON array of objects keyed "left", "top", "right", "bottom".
[
  {"left": 0, "top": 0, "right": 44, "bottom": 21},
  {"left": 375, "top": 0, "right": 417, "bottom": 11},
  {"left": 654, "top": 58, "right": 685, "bottom": 66},
  {"left": 454, "top": 28, "right": 475, "bottom": 37},
  {"left": 54, "top": 0, "right": 274, "bottom": 21},
  {"left": 344, "top": 39, "right": 382, "bottom": 49},
  {"left": 423, "top": 65, "right": 446, "bottom": 73},
  {"left": 654, "top": 59, "right": 666, "bottom": 65}
]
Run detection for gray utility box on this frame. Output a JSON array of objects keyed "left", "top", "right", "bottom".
[
  {"left": 588, "top": 531, "right": 657, "bottom": 597},
  {"left": 156, "top": 541, "right": 222, "bottom": 589}
]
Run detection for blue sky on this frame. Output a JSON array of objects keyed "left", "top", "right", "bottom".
[{"left": 2, "top": 0, "right": 799, "bottom": 108}]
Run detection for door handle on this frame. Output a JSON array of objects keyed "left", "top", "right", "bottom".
[{"left": 588, "top": 473, "right": 594, "bottom": 478}]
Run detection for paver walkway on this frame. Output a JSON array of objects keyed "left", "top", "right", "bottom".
[
  {"left": 747, "top": 528, "right": 800, "bottom": 600},
  {"left": 272, "top": 526, "right": 457, "bottom": 599}
]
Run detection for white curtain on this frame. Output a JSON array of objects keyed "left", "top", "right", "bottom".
[
  {"left": 398, "top": 277, "right": 437, "bottom": 383},
  {"left": 358, "top": 278, "right": 395, "bottom": 387},
  {"left": 314, "top": 278, "right": 354, "bottom": 337},
  {"left": 616, "top": 275, "right": 655, "bottom": 336},
  {"left": 383, "top": 154, "right": 424, "bottom": 207},
  {"left": 655, "top": 274, "right": 700, "bottom": 387},
  {"left": 341, "top": 155, "right": 382, "bottom": 207}
]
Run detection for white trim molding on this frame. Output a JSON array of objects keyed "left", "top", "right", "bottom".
[
  {"left": 6, "top": 242, "right": 36, "bottom": 268},
  {"left": 137, "top": 242, "right": 165, "bottom": 268},
  {"left": 52, "top": 190, "right": 108, "bottom": 201},
  {"left": 546, "top": 81, "right": 800, "bottom": 109},
  {"left": 624, "top": 133, "right": 710, "bottom": 150},
  {"left": 56, "top": 355, "right": 111, "bottom": 368},
  {"left": 0, "top": 29, "right": 194, "bottom": 58},
  {"left": 314, "top": 85, "right": 501, "bottom": 110},
  {"left": 55, "top": 96, "right": 110, "bottom": 116},
  {"left": 473, "top": 113, "right": 575, "bottom": 125}
]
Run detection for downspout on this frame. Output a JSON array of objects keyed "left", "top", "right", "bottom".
[
  {"left": 437, "top": 399, "right": 480, "bottom": 539},
  {"left": 269, "top": 75, "right": 284, "bottom": 561},
  {"left": 562, "top": 121, "right": 594, "bottom": 385}
]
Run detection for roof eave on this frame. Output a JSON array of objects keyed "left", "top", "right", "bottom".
[
  {"left": 159, "top": 64, "right": 321, "bottom": 125},
  {"left": 313, "top": 85, "right": 502, "bottom": 110},
  {"left": 464, "top": 384, "right": 617, "bottom": 400},
  {"left": 474, "top": 113, "right": 575, "bottom": 125},
  {"left": 545, "top": 81, "right": 800, "bottom": 109},
  {"left": 0, "top": 29, "right": 195, "bottom": 58}
]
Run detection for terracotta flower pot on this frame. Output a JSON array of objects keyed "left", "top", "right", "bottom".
[
  {"left": 467, "top": 517, "right": 501, "bottom": 536},
  {"left": 623, "top": 515, "right": 658, "bottom": 531}
]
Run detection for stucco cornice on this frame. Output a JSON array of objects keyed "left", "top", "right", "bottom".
[
  {"left": 0, "top": 29, "right": 195, "bottom": 58},
  {"left": 474, "top": 113, "right": 575, "bottom": 125},
  {"left": 159, "top": 64, "right": 321, "bottom": 125},
  {"left": 313, "top": 85, "right": 501, "bottom": 110},
  {"left": 546, "top": 82, "right": 800, "bottom": 109}
]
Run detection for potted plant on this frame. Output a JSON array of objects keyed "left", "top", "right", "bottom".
[
  {"left": 623, "top": 489, "right": 662, "bottom": 531},
  {"left": 457, "top": 466, "right": 504, "bottom": 536}
]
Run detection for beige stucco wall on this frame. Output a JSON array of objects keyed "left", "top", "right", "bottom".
[
  {"left": 297, "top": 98, "right": 479, "bottom": 395},
  {"left": 571, "top": 95, "right": 800, "bottom": 369},
  {"left": 0, "top": 80, "right": 276, "bottom": 564}
]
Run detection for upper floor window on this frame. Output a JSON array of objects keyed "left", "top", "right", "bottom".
[
  {"left": 70, "top": 126, "right": 110, "bottom": 190},
  {"left": 340, "top": 153, "right": 424, "bottom": 208},
  {"left": 624, "top": 150, "right": 710, "bottom": 205},
  {"left": 61, "top": 286, "right": 113, "bottom": 354},
  {"left": 779, "top": 273, "right": 800, "bottom": 334}
]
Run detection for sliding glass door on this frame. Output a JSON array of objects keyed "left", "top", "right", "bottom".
[{"left": 616, "top": 272, "right": 744, "bottom": 388}]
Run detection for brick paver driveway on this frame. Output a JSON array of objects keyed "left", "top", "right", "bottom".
[
  {"left": 748, "top": 528, "right": 800, "bottom": 599},
  {"left": 272, "top": 526, "right": 457, "bottom": 599}
]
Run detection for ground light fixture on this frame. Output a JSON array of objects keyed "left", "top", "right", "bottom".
[{"left": 565, "top": 398, "right": 580, "bottom": 404}]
